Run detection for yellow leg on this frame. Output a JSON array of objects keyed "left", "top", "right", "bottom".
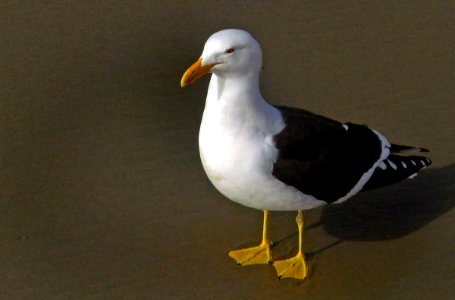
[
  {"left": 273, "top": 210, "right": 308, "bottom": 280},
  {"left": 228, "top": 210, "right": 272, "bottom": 265}
]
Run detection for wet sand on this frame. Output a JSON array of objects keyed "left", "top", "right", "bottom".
[{"left": 1, "top": 1, "right": 454, "bottom": 299}]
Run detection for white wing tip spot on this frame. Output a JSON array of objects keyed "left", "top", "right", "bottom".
[
  {"left": 401, "top": 161, "right": 407, "bottom": 168},
  {"left": 387, "top": 160, "right": 398, "bottom": 170},
  {"left": 378, "top": 161, "right": 387, "bottom": 170}
]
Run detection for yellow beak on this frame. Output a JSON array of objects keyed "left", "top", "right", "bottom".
[{"left": 180, "top": 58, "right": 217, "bottom": 87}]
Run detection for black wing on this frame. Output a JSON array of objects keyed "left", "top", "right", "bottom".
[
  {"left": 272, "top": 106, "right": 383, "bottom": 203},
  {"left": 361, "top": 152, "right": 431, "bottom": 191}
]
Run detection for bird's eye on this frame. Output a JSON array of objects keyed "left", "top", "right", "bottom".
[{"left": 225, "top": 48, "right": 235, "bottom": 54}]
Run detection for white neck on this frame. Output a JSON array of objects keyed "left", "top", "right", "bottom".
[
  {"left": 202, "top": 72, "right": 283, "bottom": 136},
  {"left": 205, "top": 72, "right": 263, "bottom": 108}
]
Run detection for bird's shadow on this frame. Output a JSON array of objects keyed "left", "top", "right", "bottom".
[
  {"left": 319, "top": 163, "right": 455, "bottom": 241},
  {"left": 273, "top": 163, "right": 455, "bottom": 258}
]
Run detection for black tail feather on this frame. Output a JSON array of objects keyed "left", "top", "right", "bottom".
[{"left": 390, "top": 144, "right": 429, "bottom": 154}]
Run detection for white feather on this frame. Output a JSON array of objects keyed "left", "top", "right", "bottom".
[{"left": 199, "top": 30, "right": 326, "bottom": 210}]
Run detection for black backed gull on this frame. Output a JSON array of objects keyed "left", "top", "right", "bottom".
[{"left": 180, "top": 29, "right": 431, "bottom": 280}]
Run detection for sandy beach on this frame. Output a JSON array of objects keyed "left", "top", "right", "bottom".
[{"left": 1, "top": 1, "right": 454, "bottom": 299}]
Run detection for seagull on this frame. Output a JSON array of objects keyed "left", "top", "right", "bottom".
[{"left": 180, "top": 29, "right": 431, "bottom": 280}]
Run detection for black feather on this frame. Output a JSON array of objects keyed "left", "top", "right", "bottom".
[
  {"left": 362, "top": 155, "right": 432, "bottom": 191},
  {"left": 272, "top": 106, "right": 382, "bottom": 203},
  {"left": 390, "top": 144, "right": 429, "bottom": 154}
]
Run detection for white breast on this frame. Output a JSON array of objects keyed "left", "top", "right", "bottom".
[{"left": 198, "top": 76, "right": 325, "bottom": 211}]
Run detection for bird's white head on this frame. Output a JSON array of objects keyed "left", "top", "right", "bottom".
[{"left": 181, "top": 29, "right": 262, "bottom": 87}]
